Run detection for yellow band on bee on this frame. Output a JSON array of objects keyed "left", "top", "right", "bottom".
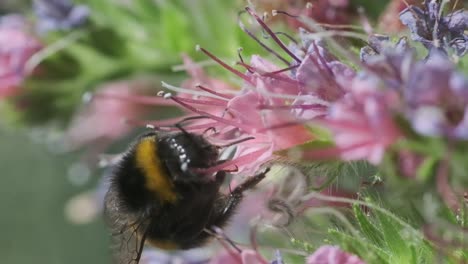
[{"left": 135, "top": 136, "right": 177, "bottom": 203}]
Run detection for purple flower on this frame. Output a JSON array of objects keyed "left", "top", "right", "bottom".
[
  {"left": 399, "top": 0, "right": 467, "bottom": 55},
  {"left": 359, "top": 34, "right": 414, "bottom": 90},
  {"left": 307, "top": 245, "right": 365, "bottom": 264},
  {"left": 140, "top": 248, "right": 211, "bottom": 264},
  {"left": 404, "top": 52, "right": 468, "bottom": 139},
  {"left": 33, "top": 0, "right": 89, "bottom": 33},
  {"left": 270, "top": 250, "right": 284, "bottom": 264},
  {"left": 360, "top": 34, "right": 411, "bottom": 64}
]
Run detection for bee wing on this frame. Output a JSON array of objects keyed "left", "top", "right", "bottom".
[{"left": 104, "top": 187, "right": 147, "bottom": 264}]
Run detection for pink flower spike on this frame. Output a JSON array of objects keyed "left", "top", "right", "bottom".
[
  {"left": 65, "top": 80, "right": 156, "bottom": 149},
  {"left": 313, "top": 88, "right": 401, "bottom": 164},
  {"left": 307, "top": 245, "right": 366, "bottom": 264},
  {"left": 0, "top": 15, "right": 42, "bottom": 98}
]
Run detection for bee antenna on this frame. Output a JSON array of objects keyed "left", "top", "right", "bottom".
[
  {"left": 216, "top": 136, "right": 255, "bottom": 148},
  {"left": 175, "top": 123, "right": 191, "bottom": 136},
  {"left": 173, "top": 115, "right": 213, "bottom": 135}
]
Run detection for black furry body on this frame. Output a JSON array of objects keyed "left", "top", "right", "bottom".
[{"left": 104, "top": 131, "right": 267, "bottom": 263}]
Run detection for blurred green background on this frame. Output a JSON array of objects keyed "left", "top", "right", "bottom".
[{"left": 0, "top": 127, "right": 110, "bottom": 264}]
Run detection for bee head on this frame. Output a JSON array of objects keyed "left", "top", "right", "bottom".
[{"left": 159, "top": 132, "right": 220, "bottom": 182}]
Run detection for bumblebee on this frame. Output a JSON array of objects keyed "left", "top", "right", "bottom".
[{"left": 104, "top": 130, "right": 268, "bottom": 263}]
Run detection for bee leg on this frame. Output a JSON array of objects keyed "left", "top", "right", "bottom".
[
  {"left": 221, "top": 168, "right": 269, "bottom": 215},
  {"left": 192, "top": 168, "right": 269, "bottom": 246},
  {"left": 209, "top": 168, "right": 270, "bottom": 228},
  {"left": 230, "top": 168, "right": 269, "bottom": 195}
]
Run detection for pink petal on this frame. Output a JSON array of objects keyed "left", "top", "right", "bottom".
[{"left": 307, "top": 246, "right": 366, "bottom": 264}]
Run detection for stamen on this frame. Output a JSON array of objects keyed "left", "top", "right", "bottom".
[
  {"left": 271, "top": 10, "right": 299, "bottom": 18},
  {"left": 257, "top": 104, "right": 327, "bottom": 111},
  {"left": 246, "top": 7, "right": 302, "bottom": 63},
  {"left": 93, "top": 92, "right": 176, "bottom": 106},
  {"left": 237, "top": 47, "right": 249, "bottom": 68},
  {"left": 236, "top": 61, "right": 257, "bottom": 73},
  {"left": 238, "top": 17, "right": 290, "bottom": 66},
  {"left": 196, "top": 45, "right": 254, "bottom": 85},
  {"left": 171, "top": 96, "right": 227, "bottom": 107},
  {"left": 161, "top": 81, "right": 230, "bottom": 101},
  {"left": 315, "top": 23, "right": 365, "bottom": 31},
  {"left": 196, "top": 85, "right": 234, "bottom": 100},
  {"left": 274, "top": 31, "right": 298, "bottom": 45},
  {"left": 311, "top": 41, "right": 337, "bottom": 82},
  {"left": 299, "top": 17, "right": 364, "bottom": 68},
  {"left": 168, "top": 96, "right": 254, "bottom": 132},
  {"left": 236, "top": 62, "right": 299, "bottom": 86},
  {"left": 261, "top": 64, "right": 300, "bottom": 77}
]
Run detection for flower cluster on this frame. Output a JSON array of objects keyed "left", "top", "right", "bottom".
[
  {"left": 0, "top": 15, "right": 42, "bottom": 98},
  {"left": 33, "top": 0, "right": 89, "bottom": 33},
  {"left": 399, "top": 0, "right": 467, "bottom": 56},
  {"left": 131, "top": 3, "right": 467, "bottom": 262}
]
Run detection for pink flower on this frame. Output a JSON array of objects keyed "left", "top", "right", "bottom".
[
  {"left": 304, "top": 75, "right": 402, "bottom": 164},
  {"left": 209, "top": 249, "right": 267, "bottom": 264},
  {"left": 307, "top": 246, "right": 365, "bottom": 264},
  {"left": 66, "top": 80, "right": 169, "bottom": 149},
  {"left": 254, "top": 0, "right": 351, "bottom": 29},
  {"left": 151, "top": 9, "right": 369, "bottom": 173},
  {"left": 0, "top": 15, "right": 42, "bottom": 98},
  {"left": 398, "top": 150, "right": 424, "bottom": 179},
  {"left": 157, "top": 46, "right": 316, "bottom": 174}
]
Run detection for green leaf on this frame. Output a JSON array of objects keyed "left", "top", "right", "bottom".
[
  {"left": 328, "top": 229, "right": 388, "bottom": 264},
  {"left": 416, "top": 156, "right": 438, "bottom": 182},
  {"left": 350, "top": 0, "right": 391, "bottom": 19},
  {"left": 374, "top": 210, "right": 411, "bottom": 262},
  {"left": 353, "top": 205, "right": 385, "bottom": 247}
]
